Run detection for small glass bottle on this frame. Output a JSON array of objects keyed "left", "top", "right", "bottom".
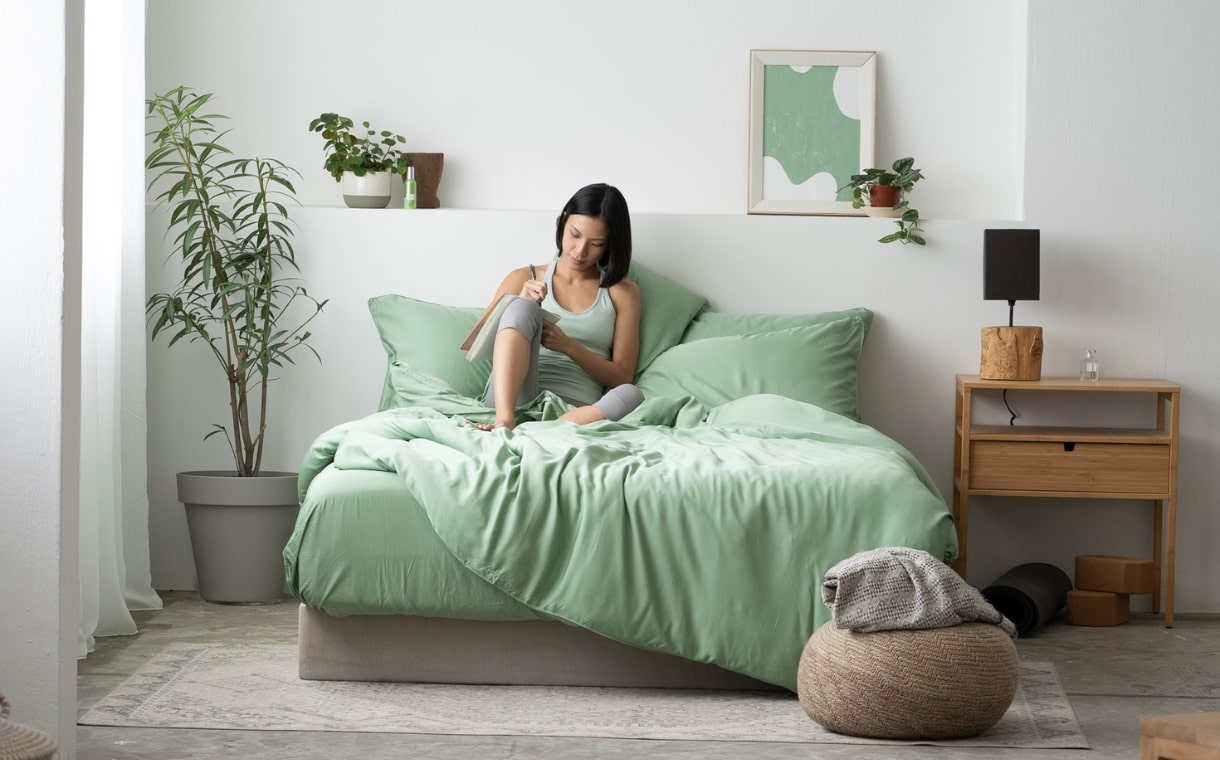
[
  {"left": 403, "top": 166, "right": 417, "bottom": 209},
  {"left": 1080, "top": 348, "right": 1100, "bottom": 383}
]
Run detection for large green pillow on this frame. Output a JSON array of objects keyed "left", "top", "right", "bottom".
[
  {"left": 626, "top": 263, "right": 709, "bottom": 376},
  {"left": 369, "top": 264, "right": 708, "bottom": 408},
  {"left": 368, "top": 294, "right": 490, "bottom": 408},
  {"left": 636, "top": 311, "right": 874, "bottom": 419},
  {"left": 681, "top": 306, "right": 873, "bottom": 343}
]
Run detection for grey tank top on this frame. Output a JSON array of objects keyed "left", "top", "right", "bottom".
[{"left": 537, "top": 263, "right": 616, "bottom": 404}]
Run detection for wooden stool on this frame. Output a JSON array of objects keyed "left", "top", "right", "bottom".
[{"left": 1141, "top": 712, "right": 1220, "bottom": 760}]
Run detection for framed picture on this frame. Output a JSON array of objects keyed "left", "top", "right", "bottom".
[{"left": 747, "top": 50, "right": 877, "bottom": 216}]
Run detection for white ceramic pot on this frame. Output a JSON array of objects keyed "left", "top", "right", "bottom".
[{"left": 341, "top": 170, "right": 393, "bottom": 209}]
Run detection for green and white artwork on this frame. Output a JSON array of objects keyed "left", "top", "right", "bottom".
[
  {"left": 762, "top": 64, "right": 860, "bottom": 202},
  {"left": 747, "top": 50, "right": 875, "bottom": 215}
]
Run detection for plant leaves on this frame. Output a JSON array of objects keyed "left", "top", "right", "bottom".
[{"left": 145, "top": 85, "right": 325, "bottom": 475}]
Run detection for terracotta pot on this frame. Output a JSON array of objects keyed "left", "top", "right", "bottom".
[{"left": 868, "top": 184, "right": 901, "bottom": 208}]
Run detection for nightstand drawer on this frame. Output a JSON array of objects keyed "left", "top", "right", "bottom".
[{"left": 969, "top": 441, "right": 1170, "bottom": 494}]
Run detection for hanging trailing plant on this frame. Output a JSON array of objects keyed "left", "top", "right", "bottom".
[{"left": 840, "top": 157, "right": 927, "bottom": 245}]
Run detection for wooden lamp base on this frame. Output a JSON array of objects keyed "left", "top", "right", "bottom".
[{"left": 980, "top": 326, "right": 1043, "bottom": 381}]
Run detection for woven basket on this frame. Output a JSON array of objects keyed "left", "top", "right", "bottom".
[
  {"left": 797, "top": 622, "right": 1018, "bottom": 740},
  {"left": 0, "top": 693, "right": 58, "bottom": 760}
]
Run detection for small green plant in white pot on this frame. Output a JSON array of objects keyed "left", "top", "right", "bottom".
[
  {"left": 308, "top": 113, "right": 407, "bottom": 208},
  {"left": 147, "top": 86, "right": 327, "bottom": 603}
]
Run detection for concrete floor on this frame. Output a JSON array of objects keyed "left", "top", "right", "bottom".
[{"left": 77, "top": 593, "right": 1220, "bottom": 759}]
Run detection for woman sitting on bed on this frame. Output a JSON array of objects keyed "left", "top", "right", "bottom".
[{"left": 476, "top": 182, "right": 644, "bottom": 431}]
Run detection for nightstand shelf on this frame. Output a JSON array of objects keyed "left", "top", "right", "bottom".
[{"left": 952, "top": 374, "right": 1180, "bottom": 627}]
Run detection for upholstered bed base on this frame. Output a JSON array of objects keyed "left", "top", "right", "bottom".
[{"left": 297, "top": 605, "right": 778, "bottom": 690}]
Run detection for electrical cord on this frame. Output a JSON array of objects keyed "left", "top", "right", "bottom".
[{"left": 1003, "top": 388, "right": 1017, "bottom": 425}]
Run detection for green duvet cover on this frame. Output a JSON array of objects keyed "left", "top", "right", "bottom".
[{"left": 284, "top": 391, "right": 957, "bottom": 690}]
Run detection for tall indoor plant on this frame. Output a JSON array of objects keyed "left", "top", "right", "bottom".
[
  {"left": 308, "top": 112, "right": 407, "bottom": 208},
  {"left": 146, "top": 86, "right": 326, "bottom": 602}
]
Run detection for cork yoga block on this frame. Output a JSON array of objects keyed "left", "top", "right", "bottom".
[
  {"left": 1141, "top": 712, "right": 1220, "bottom": 760},
  {"left": 1067, "top": 589, "right": 1130, "bottom": 626},
  {"left": 1075, "top": 555, "right": 1156, "bottom": 595},
  {"left": 980, "top": 326, "right": 1043, "bottom": 381}
]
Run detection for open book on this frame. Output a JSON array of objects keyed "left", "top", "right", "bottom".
[{"left": 460, "top": 294, "right": 560, "bottom": 363}]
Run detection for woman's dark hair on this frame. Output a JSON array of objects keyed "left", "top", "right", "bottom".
[{"left": 554, "top": 183, "right": 632, "bottom": 287}]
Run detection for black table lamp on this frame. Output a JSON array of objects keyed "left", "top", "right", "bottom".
[
  {"left": 984, "top": 229, "right": 1040, "bottom": 326},
  {"left": 980, "top": 229, "right": 1043, "bottom": 380}
]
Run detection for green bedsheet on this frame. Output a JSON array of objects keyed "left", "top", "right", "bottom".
[{"left": 284, "top": 390, "right": 957, "bottom": 691}]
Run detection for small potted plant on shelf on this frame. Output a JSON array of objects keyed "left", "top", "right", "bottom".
[
  {"left": 840, "top": 157, "right": 927, "bottom": 245},
  {"left": 147, "top": 85, "right": 327, "bottom": 603},
  {"left": 308, "top": 112, "right": 407, "bottom": 208}
]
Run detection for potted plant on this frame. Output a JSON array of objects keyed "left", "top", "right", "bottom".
[
  {"left": 146, "top": 86, "right": 327, "bottom": 603},
  {"left": 840, "top": 157, "right": 927, "bottom": 245},
  {"left": 308, "top": 113, "right": 407, "bottom": 208}
]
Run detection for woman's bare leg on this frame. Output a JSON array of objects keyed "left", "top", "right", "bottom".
[
  {"left": 478, "top": 298, "right": 544, "bottom": 431},
  {"left": 557, "top": 405, "right": 607, "bottom": 425},
  {"left": 556, "top": 384, "right": 644, "bottom": 425},
  {"left": 486, "top": 328, "right": 532, "bottom": 429}
]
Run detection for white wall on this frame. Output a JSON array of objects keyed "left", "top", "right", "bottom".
[
  {"left": 0, "top": 0, "right": 79, "bottom": 748},
  {"left": 144, "top": 0, "right": 1220, "bottom": 617},
  {"left": 145, "top": 0, "right": 1026, "bottom": 218},
  {"left": 1021, "top": 2, "right": 1220, "bottom": 610}
]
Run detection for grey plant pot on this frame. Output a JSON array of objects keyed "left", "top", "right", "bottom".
[
  {"left": 177, "top": 470, "right": 300, "bottom": 604},
  {"left": 340, "top": 170, "right": 392, "bottom": 209}
]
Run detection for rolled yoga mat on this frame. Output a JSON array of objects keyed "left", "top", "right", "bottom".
[{"left": 982, "top": 563, "right": 1073, "bottom": 636}]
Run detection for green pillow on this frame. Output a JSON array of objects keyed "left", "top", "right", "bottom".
[
  {"left": 681, "top": 306, "right": 873, "bottom": 343},
  {"left": 636, "top": 313, "right": 873, "bottom": 419},
  {"left": 626, "top": 263, "right": 709, "bottom": 376},
  {"left": 369, "top": 263, "right": 708, "bottom": 407},
  {"left": 368, "top": 294, "right": 491, "bottom": 408}
]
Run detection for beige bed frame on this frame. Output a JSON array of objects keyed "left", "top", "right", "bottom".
[{"left": 297, "top": 605, "right": 778, "bottom": 690}]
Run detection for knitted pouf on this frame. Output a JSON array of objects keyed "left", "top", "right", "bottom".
[
  {"left": 0, "top": 693, "right": 57, "bottom": 760},
  {"left": 796, "top": 621, "right": 1019, "bottom": 740}
]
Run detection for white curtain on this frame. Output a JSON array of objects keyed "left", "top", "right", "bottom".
[{"left": 78, "top": 0, "right": 161, "bottom": 658}]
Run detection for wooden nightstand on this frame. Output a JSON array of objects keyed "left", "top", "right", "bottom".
[{"left": 952, "top": 374, "right": 1180, "bottom": 627}]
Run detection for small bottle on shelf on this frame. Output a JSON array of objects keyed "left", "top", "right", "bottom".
[
  {"left": 403, "top": 166, "right": 417, "bottom": 209},
  {"left": 1080, "top": 348, "right": 1100, "bottom": 382}
]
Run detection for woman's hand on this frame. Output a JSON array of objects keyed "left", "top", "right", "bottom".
[
  {"left": 519, "top": 275, "right": 547, "bottom": 304},
  {"left": 541, "top": 321, "right": 576, "bottom": 355}
]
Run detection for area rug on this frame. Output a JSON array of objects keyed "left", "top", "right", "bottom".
[{"left": 80, "top": 642, "right": 1089, "bottom": 748}]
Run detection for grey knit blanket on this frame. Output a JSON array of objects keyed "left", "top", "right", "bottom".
[{"left": 822, "top": 547, "right": 1017, "bottom": 638}]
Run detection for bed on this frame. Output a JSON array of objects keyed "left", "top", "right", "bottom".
[{"left": 283, "top": 265, "right": 958, "bottom": 692}]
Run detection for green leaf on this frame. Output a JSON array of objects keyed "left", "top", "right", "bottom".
[{"left": 145, "top": 85, "right": 326, "bottom": 476}]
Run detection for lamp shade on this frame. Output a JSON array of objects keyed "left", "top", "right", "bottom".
[{"left": 983, "top": 229, "right": 1040, "bottom": 302}]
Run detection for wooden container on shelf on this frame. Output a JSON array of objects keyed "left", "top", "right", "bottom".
[{"left": 403, "top": 152, "right": 444, "bottom": 208}]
